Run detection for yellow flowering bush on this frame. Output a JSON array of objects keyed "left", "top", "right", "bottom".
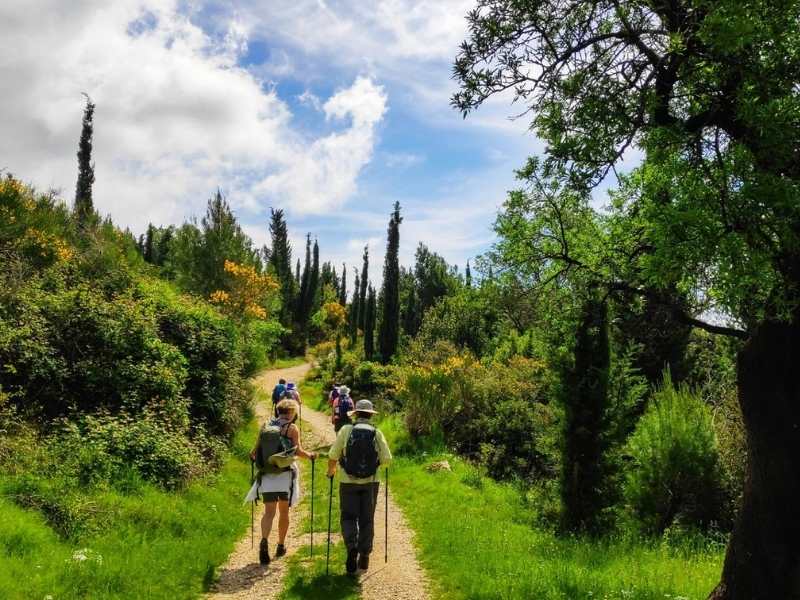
[{"left": 209, "top": 260, "right": 279, "bottom": 321}]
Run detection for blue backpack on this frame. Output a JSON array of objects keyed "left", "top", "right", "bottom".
[{"left": 272, "top": 383, "right": 286, "bottom": 405}]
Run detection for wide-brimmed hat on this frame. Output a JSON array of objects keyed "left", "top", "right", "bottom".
[
  {"left": 348, "top": 399, "right": 378, "bottom": 417},
  {"left": 339, "top": 385, "right": 351, "bottom": 395}
]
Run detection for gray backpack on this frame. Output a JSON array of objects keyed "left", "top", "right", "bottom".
[{"left": 255, "top": 420, "right": 295, "bottom": 475}]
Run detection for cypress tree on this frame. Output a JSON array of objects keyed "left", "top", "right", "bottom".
[
  {"left": 350, "top": 271, "right": 360, "bottom": 344},
  {"left": 74, "top": 94, "right": 96, "bottom": 227},
  {"left": 378, "top": 202, "right": 402, "bottom": 364},
  {"left": 364, "top": 284, "right": 376, "bottom": 360},
  {"left": 143, "top": 224, "right": 156, "bottom": 263},
  {"left": 358, "top": 245, "right": 369, "bottom": 330},
  {"left": 339, "top": 263, "right": 347, "bottom": 305},
  {"left": 465, "top": 260, "right": 472, "bottom": 288},
  {"left": 295, "top": 234, "right": 312, "bottom": 325},
  {"left": 309, "top": 239, "right": 320, "bottom": 313},
  {"left": 295, "top": 259, "right": 301, "bottom": 286},
  {"left": 267, "top": 208, "right": 295, "bottom": 326},
  {"left": 157, "top": 226, "right": 174, "bottom": 267},
  {"left": 561, "top": 295, "right": 610, "bottom": 534}
]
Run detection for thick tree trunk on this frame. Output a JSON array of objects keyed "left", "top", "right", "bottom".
[{"left": 709, "top": 320, "right": 800, "bottom": 600}]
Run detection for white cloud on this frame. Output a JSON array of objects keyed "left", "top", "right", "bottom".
[{"left": 0, "top": 0, "right": 386, "bottom": 232}]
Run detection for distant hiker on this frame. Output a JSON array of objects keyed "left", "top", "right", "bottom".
[
  {"left": 272, "top": 378, "right": 287, "bottom": 417},
  {"left": 249, "top": 399, "right": 316, "bottom": 565},
  {"left": 328, "top": 382, "right": 341, "bottom": 407},
  {"left": 327, "top": 399, "right": 391, "bottom": 574},
  {"left": 284, "top": 381, "right": 301, "bottom": 404},
  {"left": 331, "top": 385, "right": 354, "bottom": 432}
]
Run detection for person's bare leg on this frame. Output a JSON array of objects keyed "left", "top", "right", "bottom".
[
  {"left": 277, "top": 499, "right": 290, "bottom": 544},
  {"left": 261, "top": 501, "right": 277, "bottom": 540}
]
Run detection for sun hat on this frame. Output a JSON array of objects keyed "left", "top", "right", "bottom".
[
  {"left": 339, "top": 385, "right": 351, "bottom": 396},
  {"left": 348, "top": 399, "right": 378, "bottom": 417}
]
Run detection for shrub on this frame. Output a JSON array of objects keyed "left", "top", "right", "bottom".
[{"left": 623, "top": 374, "right": 725, "bottom": 534}]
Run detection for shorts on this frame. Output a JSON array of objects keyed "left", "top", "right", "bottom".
[{"left": 262, "top": 491, "right": 289, "bottom": 502}]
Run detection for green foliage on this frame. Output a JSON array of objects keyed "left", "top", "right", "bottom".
[
  {"left": 416, "top": 287, "right": 499, "bottom": 356},
  {"left": 624, "top": 374, "right": 726, "bottom": 534}
]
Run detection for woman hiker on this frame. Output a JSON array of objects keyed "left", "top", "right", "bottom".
[
  {"left": 249, "top": 399, "right": 316, "bottom": 565},
  {"left": 327, "top": 399, "right": 392, "bottom": 574}
]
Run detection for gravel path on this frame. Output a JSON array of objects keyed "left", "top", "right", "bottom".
[{"left": 207, "top": 362, "right": 429, "bottom": 600}]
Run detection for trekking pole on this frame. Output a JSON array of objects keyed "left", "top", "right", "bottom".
[
  {"left": 385, "top": 468, "right": 389, "bottom": 563},
  {"left": 326, "top": 475, "right": 333, "bottom": 575},
  {"left": 310, "top": 456, "right": 315, "bottom": 558},
  {"left": 250, "top": 459, "right": 255, "bottom": 549}
]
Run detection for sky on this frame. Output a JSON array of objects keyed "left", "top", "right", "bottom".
[{"left": 0, "top": 0, "right": 548, "bottom": 286}]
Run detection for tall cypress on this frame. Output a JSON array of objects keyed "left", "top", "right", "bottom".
[
  {"left": 465, "top": 260, "right": 472, "bottom": 288},
  {"left": 378, "top": 202, "right": 402, "bottom": 364},
  {"left": 143, "top": 224, "right": 156, "bottom": 263},
  {"left": 561, "top": 295, "right": 610, "bottom": 534},
  {"left": 309, "top": 239, "right": 320, "bottom": 313},
  {"left": 339, "top": 263, "right": 347, "bottom": 305},
  {"left": 295, "top": 259, "right": 301, "bottom": 286},
  {"left": 74, "top": 94, "right": 96, "bottom": 226},
  {"left": 350, "top": 271, "right": 361, "bottom": 344},
  {"left": 358, "top": 245, "right": 369, "bottom": 330},
  {"left": 267, "top": 208, "right": 295, "bottom": 326},
  {"left": 295, "top": 234, "right": 312, "bottom": 325},
  {"left": 364, "top": 284, "right": 376, "bottom": 360}
]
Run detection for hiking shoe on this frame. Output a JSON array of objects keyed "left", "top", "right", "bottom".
[
  {"left": 346, "top": 549, "right": 358, "bottom": 574},
  {"left": 259, "top": 538, "right": 270, "bottom": 565},
  {"left": 358, "top": 553, "right": 370, "bottom": 571},
  {"left": 275, "top": 543, "right": 287, "bottom": 558}
]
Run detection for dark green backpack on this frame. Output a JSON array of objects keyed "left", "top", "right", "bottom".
[{"left": 255, "top": 421, "right": 295, "bottom": 475}]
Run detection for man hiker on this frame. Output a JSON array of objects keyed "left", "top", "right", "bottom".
[
  {"left": 327, "top": 399, "right": 391, "bottom": 574},
  {"left": 249, "top": 399, "right": 316, "bottom": 565},
  {"left": 331, "top": 385, "right": 353, "bottom": 432},
  {"left": 272, "top": 378, "right": 287, "bottom": 417}
]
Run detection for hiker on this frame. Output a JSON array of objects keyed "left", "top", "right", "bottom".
[
  {"left": 284, "top": 381, "right": 301, "bottom": 404},
  {"left": 249, "top": 399, "right": 316, "bottom": 565},
  {"left": 327, "top": 399, "right": 391, "bottom": 574},
  {"left": 271, "top": 378, "right": 287, "bottom": 417},
  {"left": 331, "top": 385, "right": 353, "bottom": 432},
  {"left": 328, "top": 382, "right": 341, "bottom": 407}
]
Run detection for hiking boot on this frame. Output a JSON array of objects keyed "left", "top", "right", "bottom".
[
  {"left": 358, "top": 553, "right": 370, "bottom": 571},
  {"left": 259, "top": 538, "right": 270, "bottom": 565},
  {"left": 346, "top": 549, "right": 358, "bottom": 574},
  {"left": 275, "top": 543, "right": 287, "bottom": 558}
]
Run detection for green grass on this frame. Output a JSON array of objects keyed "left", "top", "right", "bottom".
[
  {"left": 277, "top": 439, "right": 359, "bottom": 599},
  {"left": 268, "top": 356, "right": 310, "bottom": 370},
  {"left": 0, "top": 421, "right": 260, "bottom": 599},
  {"left": 387, "top": 450, "right": 724, "bottom": 600}
]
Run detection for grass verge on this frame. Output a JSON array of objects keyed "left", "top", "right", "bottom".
[
  {"left": 0, "top": 420, "right": 259, "bottom": 599},
  {"left": 387, "top": 449, "right": 724, "bottom": 600}
]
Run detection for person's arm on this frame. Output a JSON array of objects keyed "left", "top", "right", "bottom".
[
  {"left": 327, "top": 426, "right": 347, "bottom": 477},
  {"left": 287, "top": 424, "right": 315, "bottom": 460},
  {"left": 376, "top": 429, "right": 392, "bottom": 467}
]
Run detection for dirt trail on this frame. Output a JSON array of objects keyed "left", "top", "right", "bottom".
[
  {"left": 207, "top": 362, "right": 429, "bottom": 600},
  {"left": 301, "top": 406, "right": 431, "bottom": 600},
  {"left": 206, "top": 363, "right": 311, "bottom": 600}
]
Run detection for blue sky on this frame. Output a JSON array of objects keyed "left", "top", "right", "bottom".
[{"left": 0, "top": 0, "right": 552, "bottom": 287}]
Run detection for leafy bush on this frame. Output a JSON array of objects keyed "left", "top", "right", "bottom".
[
  {"left": 623, "top": 374, "right": 726, "bottom": 534},
  {"left": 398, "top": 343, "right": 560, "bottom": 483},
  {"left": 241, "top": 319, "right": 284, "bottom": 376}
]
